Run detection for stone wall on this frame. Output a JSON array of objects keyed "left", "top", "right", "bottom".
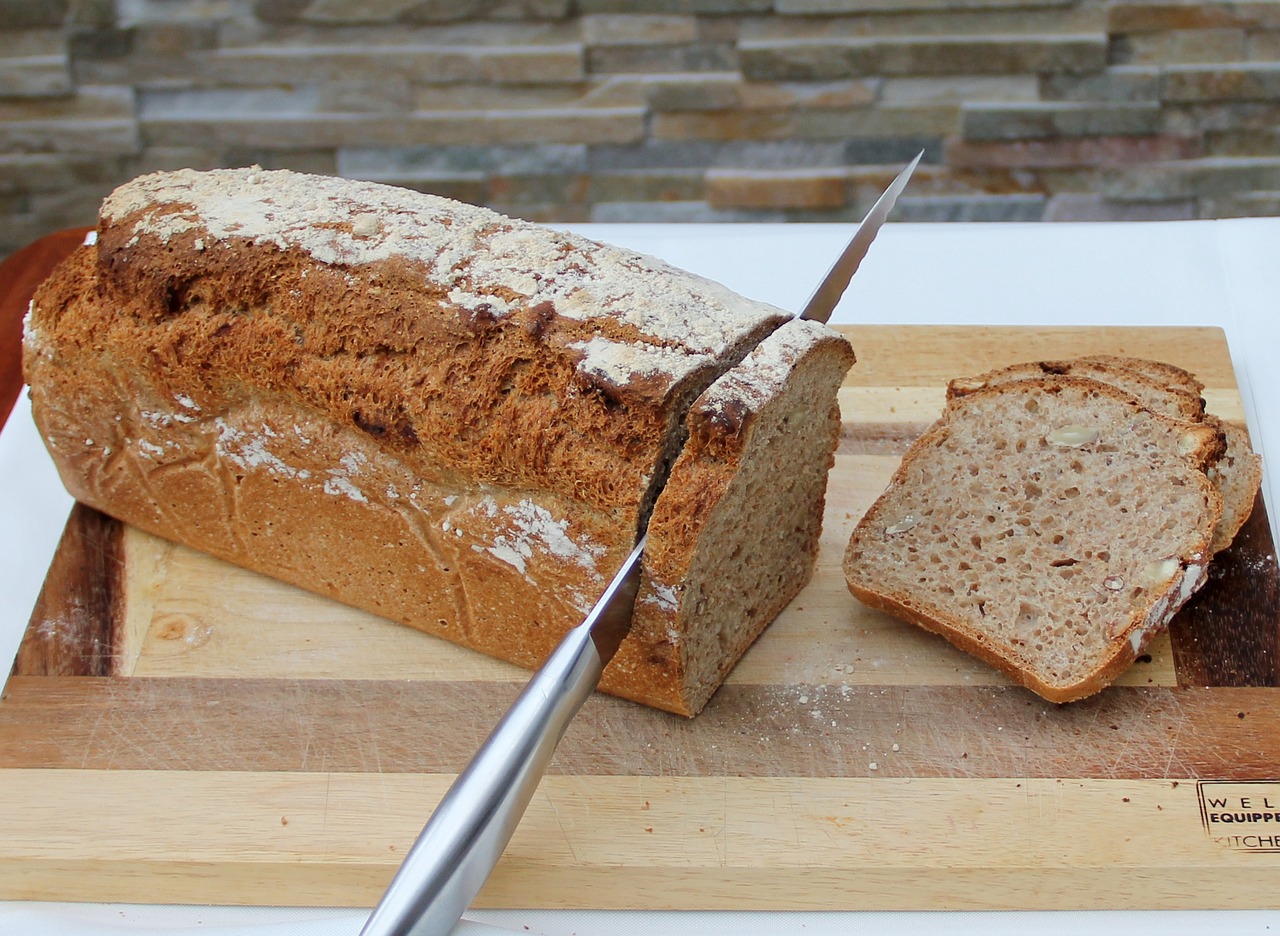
[{"left": 3, "top": 0, "right": 1280, "bottom": 254}]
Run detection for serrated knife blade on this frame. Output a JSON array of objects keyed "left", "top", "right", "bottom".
[{"left": 800, "top": 150, "right": 922, "bottom": 324}]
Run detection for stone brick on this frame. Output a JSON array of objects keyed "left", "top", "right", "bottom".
[
  {"left": 705, "top": 167, "right": 849, "bottom": 209},
  {"left": 962, "top": 102, "right": 1164, "bottom": 140},
  {"left": 66, "top": 26, "right": 133, "bottom": 63},
  {"left": 490, "top": 201, "right": 591, "bottom": 224},
  {"left": 738, "top": 78, "right": 879, "bottom": 109},
  {"left": 253, "top": 0, "right": 311, "bottom": 20},
  {"left": 131, "top": 22, "right": 220, "bottom": 55},
  {"left": 115, "top": 0, "right": 253, "bottom": 25},
  {"left": 588, "top": 200, "right": 786, "bottom": 222},
  {"left": 779, "top": 0, "right": 1073, "bottom": 11},
  {"left": 742, "top": 8, "right": 1106, "bottom": 41},
  {"left": 1249, "top": 29, "right": 1280, "bottom": 60},
  {"left": 267, "top": 146, "right": 345, "bottom": 178},
  {"left": 795, "top": 104, "right": 961, "bottom": 137},
  {"left": 143, "top": 107, "right": 646, "bottom": 148},
  {"left": 846, "top": 136, "right": 943, "bottom": 164},
  {"left": 318, "top": 81, "right": 414, "bottom": 113},
  {"left": 892, "top": 192, "right": 1045, "bottom": 221},
  {"left": 339, "top": 143, "right": 588, "bottom": 176},
  {"left": 575, "top": 0, "right": 771, "bottom": 13},
  {"left": 1205, "top": 127, "right": 1280, "bottom": 156},
  {"left": 947, "top": 134, "right": 1203, "bottom": 168},
  {"left": 203, "top": 41, "right": 585, "bottom": 87},
  {"left": 68, "top": 0, "right": 119, "bottom": 27},
  {"left": 1108, "top": 3, "right": 1280, "bottom": 33},
  {"left": 1103, "top": 156, "right": 1280, "bottom": 200},
  {"left": 0, "top": 86, "right": 139, "bottom": 154},
  {"left": 652, "top": 109, "right": 798, "bottom": 141},
  {"left": 588, "top": 139, "right": 849, "bottom": 170},
  {"left": 1111, "top": 27, "right": 1247, "bottom": 64},
  {"left": 0, "top": 153, "right": 127, "bottom": 193},
  {"left": 1162, "top": 101, "right": 1280, "bottom": 135},
  {"left": 402, "top": 0, "right": 573, "bottom": 22},
  {"left": 586, "top": 168, "right": 704, "bottom": 202},
  {"left": 411, "top": 82, "right": 599, "bottom": 111},
  {"left": 378, "top": 175, "right": 491, "bottom": 205},
  {"left": 582, "top": 14, "right": 698, "bottom": 46},
  {"left": 0, "top": 32, "right": 73, "bottom": 98},
  {"left": 642, "top": 73, "right": 745, "bottom": 111},
  {"left": 288, "top": 0, "right": 433, "bottom": 21},
  {"left": 0, "top": 0, "right": 70, "bottom": 28},
  {"left": 1042, "top": 193, "right": 1196, "bottom": 221},
  {"left": 1039, "top": 65, "right": 1162, "bottom": 102},
  {"left": 1162, "top": 63, "right": 1280, "bottom": 102},
  {"left": 740, "top": 34, "right": 1107, "bottom": 81},
  {"left": 586, "top": 41, "right": 736, "bottom": 73},
  {"left": 879, "top": 75, "right": 1039, "bottom": 106},
  {"left": 1198, "top": 190, "right": 1280, "bottom": 218}
]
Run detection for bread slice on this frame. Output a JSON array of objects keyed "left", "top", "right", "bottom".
[
  {"left": 1208, "top": 419, "right": 1264, "bottom": 554},
  {"left": 843, "top": 376, "right": 1224, "bottom": 703},
  {"left": 947, "top": 358, "right": 1204, "bottom": 421},
  {"left": 25, "top": 167, "right": 854, "bottom": 715},
  {"left": 948, "top": 356, "right": 1260, "bottom": 556}
]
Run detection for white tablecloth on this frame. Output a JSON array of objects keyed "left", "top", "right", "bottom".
[{"left": 3, "top": 219, "right": 1278, "bottom": 934}]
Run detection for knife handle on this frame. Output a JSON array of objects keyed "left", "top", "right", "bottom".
[{"left": 359, "top": 537, "right": 646, "bottom": 936}]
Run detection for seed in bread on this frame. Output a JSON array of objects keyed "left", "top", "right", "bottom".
[{"left": 948, "top": 356, "right": 1260, "bottom": 556}]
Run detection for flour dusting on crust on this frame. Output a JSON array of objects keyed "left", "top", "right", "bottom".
[{"left": 102, "top": 168, "right": 788, "bottom": 383}]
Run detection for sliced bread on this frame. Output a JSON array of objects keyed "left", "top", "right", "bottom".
[
  {"left": 843, "top": 375, "right": 1224, "bottom": 703},
  {"left": 948, "top": 356, "right": 1260, "bottom": 556}
]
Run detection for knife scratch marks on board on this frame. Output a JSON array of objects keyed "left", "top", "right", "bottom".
[
  {"left": 540, "top": 789, "right": 579, "bottom": 864},
  {"left": 78, "top": 703, "right": 110, "bottom": 770}
]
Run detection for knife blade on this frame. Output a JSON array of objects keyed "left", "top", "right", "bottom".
[
  {"left": 359, "top": 535, "right": 647, "bottom": 936},
  {"left": 799, "top": 150, "right": 922, "bottom": 324},
  {"left": 359, "top": 153, "right": 922, "bottom": 936}
]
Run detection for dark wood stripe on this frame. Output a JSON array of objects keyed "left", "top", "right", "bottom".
[
  {"left": 0, "top": 227, "right": 90, "bottom": 431},
  {"left": 13, "top": 505, "right": 125, "bottom": 678},
  {"left": 1171, "top": 490, "right": 1280, "bottom": 688},
  {"left": 2, "top": 676, "right": 1277, "bottom": 780}
]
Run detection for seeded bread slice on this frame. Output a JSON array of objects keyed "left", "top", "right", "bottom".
[
  {"left": 948, "top": 356, "right": 1260, "bottom": 556},
  {"left": 619, "top": 319, "right": 856, "bottom": 715},
  {"left": 843, "top": 376, "right": 1224, "bottom": 703},
  {"left": 947, "top": 358, "right": 1204, "bottom": 421}
]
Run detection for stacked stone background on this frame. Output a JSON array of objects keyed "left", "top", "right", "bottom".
[{"left": 3, "top": 0, "right": 1280, "bottom": 255}]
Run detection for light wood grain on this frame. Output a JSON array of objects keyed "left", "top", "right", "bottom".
[{"left": 1, "top": 322, "right": 1276, "bottom": 911}]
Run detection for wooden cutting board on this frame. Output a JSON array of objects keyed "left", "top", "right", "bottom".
[{"left": 2, "top": 235, "right": 1279, "bottom": 910}]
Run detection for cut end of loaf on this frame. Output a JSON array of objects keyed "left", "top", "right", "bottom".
[
  {"left": 843, "top": 376, "right": 1223, "bottom": 703},
  {"left": 627, "top": 318, "right": 856, "bottom": 716}
]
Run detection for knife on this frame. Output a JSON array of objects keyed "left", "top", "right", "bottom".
[
  {"left": 358, "top": 153, "right": 921, "bottom": 936},
  {"left": 800, "top": 150, "right": 922, "bottom": 324}
]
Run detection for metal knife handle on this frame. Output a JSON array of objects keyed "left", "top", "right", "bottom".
[{"left": 359, "top": 537, "right": 647, "bottom": 936}]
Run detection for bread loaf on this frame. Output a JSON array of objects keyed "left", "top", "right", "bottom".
[
  {"left": 23, "top": 167, "right": 855, "bottom": 716},
  {"left": 843, "top": 376, "right": 1225, "bottom": 703}
]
